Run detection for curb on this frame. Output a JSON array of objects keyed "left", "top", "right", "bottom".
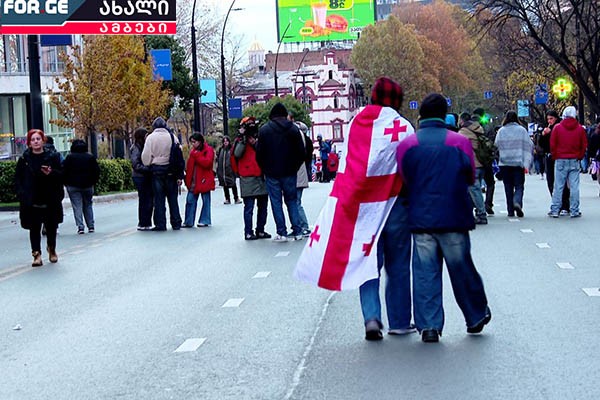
[{"left": 0, "top": 191, "right": 139, "bottom": 213}]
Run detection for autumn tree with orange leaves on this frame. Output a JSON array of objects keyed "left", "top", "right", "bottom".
[{"left": 50, "top": 35, "right": 171, "bottom": 157}]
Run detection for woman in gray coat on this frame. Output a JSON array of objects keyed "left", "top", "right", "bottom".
[{"left": 216, "top": 136, "right": 241, "bottom": 204}]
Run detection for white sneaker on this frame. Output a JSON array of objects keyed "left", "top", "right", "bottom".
[
  {"left": 388, "top": 325, "right": 417, "bottom": 335},
  {"left": 273, "top": 234, "right": 288, "bottom": 242}
]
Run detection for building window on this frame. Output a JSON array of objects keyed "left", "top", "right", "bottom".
[
  {"left": 334, "top": 96, "right": 339, "bottom": 109},
  {"left": 0, "top": 35, "right": 27, "bottom": 73},
  {"left": 328, "top": 70, "right": 333, "bottom": 80},
  {"left": 41, "top": 45, "right": 67, "bottom": 74},
  {"left": 332, "top": 123, "right": 342, "bottom": 139}
]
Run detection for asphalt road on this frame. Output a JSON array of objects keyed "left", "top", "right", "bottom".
[{"left": 1, "top": 175, "right": 599, "bottom": 399}]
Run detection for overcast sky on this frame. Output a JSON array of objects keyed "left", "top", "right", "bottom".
[{"left": 209, "top": 0, "right": 280, "bottom": 54}]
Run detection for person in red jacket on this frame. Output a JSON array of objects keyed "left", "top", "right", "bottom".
[
  {"left": 327, "top": 149, "right": 339, "bottom": 180},
  {"left": 549, "top": 106, "right": 588, "bottom": 218},
  {"left": 232, "top": 117, "right": 271, "bottom": 240},
  {"left": 183, "top": 132, "right": 215, "bottom": 227}
]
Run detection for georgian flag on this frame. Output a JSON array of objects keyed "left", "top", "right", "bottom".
[{"left": 294, "top": 105, "right": 415, "bottom": 291}]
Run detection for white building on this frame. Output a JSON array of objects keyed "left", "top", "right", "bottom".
[{"left": 0, "top": 35, "right": 77, "bottom": 159}]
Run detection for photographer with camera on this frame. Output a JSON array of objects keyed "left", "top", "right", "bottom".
[{"left": 232, "top": 117, "right": 271, "bottom": 240}]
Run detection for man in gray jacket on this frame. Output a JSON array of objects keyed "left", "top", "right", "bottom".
[{"left": 141, "top": 117, "right": 182, "bottom": 231}]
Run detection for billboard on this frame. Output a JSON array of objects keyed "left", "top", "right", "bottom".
[
  {"left": 276, "top": 0, "right": 375, "bottom": 43},
  {"left": 0, "top": 0, "right": 176, "bottom": 35}
]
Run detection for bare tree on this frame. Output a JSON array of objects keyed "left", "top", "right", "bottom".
[{"left": 474, "top": 0, "right": 600, "bottom": 118}]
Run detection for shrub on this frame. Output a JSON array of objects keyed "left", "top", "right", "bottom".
[
  {"left": 0, "top": 161, "right": 17, "bottom": 203},
  {"left": 115, "top": 159, "right": 134, "bottom": 191},
  {"left": 96, "top": 159, "right": 125, "bottom": 194}
]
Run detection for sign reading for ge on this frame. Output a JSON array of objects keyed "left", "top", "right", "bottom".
[{"left": 3, "top": 0, "right": 68, "bottom": 14}]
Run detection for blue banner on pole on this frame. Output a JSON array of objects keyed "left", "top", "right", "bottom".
[
  {"left": 409, "top": 101, "right": 418, "bottom": 110},
  {"left": 200, "top": 79, "right": 217, "bottom": 103},
  {"left": 535, "top": 83, "right": 548, "bottom": 104},
  {"left": 228, "top": 98, "right": 243, "bottom": 119},
  {"left": 517, "top": 100, "right": 530, "bottom": 117},
  {"left": 40, "top": 35, "right": 72, "bottom": 47},
  {"left": 150, "top": 49, "right": 172, "bottom": 81}
]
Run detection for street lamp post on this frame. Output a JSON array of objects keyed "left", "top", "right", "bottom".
[
  {"left": 220, "top": 0, "right": 240, "bottom": 138},
  {"left": 191, "top": 0, "right": 201, "bottom": 132},
  {"left": 274, "top": 21, "right": 292, "bottom": 97}
]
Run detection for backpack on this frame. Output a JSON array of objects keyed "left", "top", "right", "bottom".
[
  {"left": 168, "top": 133, "right": 185, "bottom": 179},
  {"left": 474, "top": 133, "right": 497, "bottom": 166}
]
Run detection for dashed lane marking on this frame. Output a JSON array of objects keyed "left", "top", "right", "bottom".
[
  {"left": 222, "top": 298, "right": 245, "bottom": 308},
  {"left": 70, "top": 250, "right": 85, "bottom": 255},
  {"left": 508, "top": 218, "right": 520, "bottom": 222},
  {"left": 556, "top": 262, "right": 574, "bottom": 269},
  {"left": 174, "top": 338, "right": 207, "bottom": 353},
  {"left": 0, "top": 265, "right": 30, "bottom": 282},
  {"left": 275, "top": 251, "right": 290, "bottom": 257},
  {"left": 536, "top": 242, "right": 551, "bottom": 248},
  {"left": 252, "top": 271, "right": 271, "bottom": 278},
  {"left": 582, "top": 288, "right": 600, "bottom": 297},
  {"left": 90, "top": 243, "right": 102, "bottom": 248},
  {"left": 520, "top": 229, "right": 534, "bottom": 233}
]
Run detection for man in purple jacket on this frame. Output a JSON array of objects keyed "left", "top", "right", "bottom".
[{"left": 396, "top": 93, "right": 491, "bottom": 343}]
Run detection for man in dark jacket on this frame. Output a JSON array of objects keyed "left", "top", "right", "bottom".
[
  {"left": 63, "top": 139, "right": 100, "bottom": 234},
  {"left": 256, "top": 102, "right": 305, "bottom": 242},
  {"left": 396, "top": 93, "right": 491, "bottom": 343}
]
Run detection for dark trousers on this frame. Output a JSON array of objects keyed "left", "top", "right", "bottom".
[
  {"left": 483, "top": 165, "right": 495, "bottom": 209},
  {"left": 223, "top": 185, "right": 239, "bottom": 202},
  {"left": 133, "top": 176, "right": 154, "bottom": 227},
  {"left": 243, "top": 195, "right": 268, "bottom": 235},
  {"left": 152, "top": 173, "right": 182, "bottom": 230},
  {"left": 499, "top": 166, "right": 525, "bottom": 215},
  {"left": 29, "top": 207, "right": 57, "bottom": 252},
  {"left": 545, "top": 156, "right": 570, "bottom": 211},
  {"left": 321, "top": 162, "right": 330, "bottom": 182}
]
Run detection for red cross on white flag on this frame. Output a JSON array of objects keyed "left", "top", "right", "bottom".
[{"left": 294, "top": 105, "right": 414, "bottom": 290}]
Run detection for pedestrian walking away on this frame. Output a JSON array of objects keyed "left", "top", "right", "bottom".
[
  {"left": 183, "top": 133, "right": 215, "bottom": 228},
  {"left": 217, "top": 136, "right": 241, "bottom": 204},
  {"left": 14, "top": 129, "right": 64, "bottom": 266},
  {"left": 62, "top": 139, "right": 100, "bottom": 234},
  {"left": 232, "top": 117, "right": 271, "bottom": 240},
  {"left": 141, "top": 117, "right": 183, "bottom": 231},
  {"left": 131, "top": 127, "right": 154, "bottom": 231},
  {"left": 396, "top": 93, "right": 491, "bottom": 343},
  {"left": 494, "top": 111, "right": 533, "bottom": 218},
  {"left": 540, "top": 110, "right": 571, "bottom": 214},
  {"left": 548, "top": 106, "right": 587, "bottom": 218},
  {"left": 255, "top": 102, "right": 306, "bottom": 242}
]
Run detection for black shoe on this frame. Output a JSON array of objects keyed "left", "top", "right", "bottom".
[
  {"left": 421, "top": 329, "right": 440, "bottom": 343},
  {"left": 172, "top": 226, "right": 181, "bottom": 231},
  {"left": 467, "top": 308, "right": 492, "bottom": 334},
  {"left": 365, "top": 320, "right": 383, "bottom": 341},
  {"left": 245, "top": 233, "right": 258, "bottom": 240},
  {"left": 507, "top": 213, "right": 515, "bottom": 217},
  {"left": 485, "top": 205, "right": 494, "bottom": 215},
  {"left": 475, "top": 216, "right": 488, "bottom": 225},
  {"left": 181, "top": 224, "right": 194, "bottom": 228},
  {"left": 256, "top": 231, "right": 272, "bottom": 239},
  {"left": 514, "top": 204, "right": 524, "bottom": 218},
  {"left": 151, "top": 227, "right": 167, "bottom": 231}
]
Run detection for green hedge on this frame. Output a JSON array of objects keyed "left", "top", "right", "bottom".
[
  {"left": 0, "top": 161, "right": 17, "bottom": 203},
  {"left": 0, "top": 159, "right": 134, "bottom": 202}
]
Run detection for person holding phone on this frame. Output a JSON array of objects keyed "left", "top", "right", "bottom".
[{"left": 14, "top": 129, "right": 64, "bottom": 266}]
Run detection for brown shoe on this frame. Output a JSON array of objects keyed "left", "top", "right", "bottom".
[
  {"left": 47, "top": 246, "right": 58, "bottom": 263},
  {"left": 32, "top": 251, "right": 43, "bottom": 267}
]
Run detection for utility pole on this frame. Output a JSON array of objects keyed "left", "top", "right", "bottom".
[{"left": 27, "top": 35, "right": 43, "bottom": 130}]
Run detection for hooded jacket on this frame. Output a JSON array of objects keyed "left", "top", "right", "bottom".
[
  {"left": 550, "top": 118, "right": 588, "bottom": 160},
  {"left": 458, "top": 120, "right": 485, "bottom": 168},
  {"left": 63, "top": 140, "right": 100, "bottom": 188},
  {"left": 256, "top": 118, "right": 305, "bottom": 178}
]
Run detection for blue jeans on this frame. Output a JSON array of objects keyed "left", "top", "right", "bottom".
[
  {"left": 66, "top": 186, "right": 95, "bottom": 230},
  {"left": 243, "top": 195, "right": 268, "bottom": 235},
  {"left": 265, "top": 175, "right": 301, "bottom": 236},
  {"left": 499, "top": 166, "right": 525, "bottom": 215},
  {"left": 152, "top": 172, "right": 182, "bottom": 230},
  {"left": 412, "top": 232, "right": 488, "bottom": 332},
  {"left": 184, "top": 191, "right": 211, "bottom": 226},
  {"left": 551, "top": 159, "right": 580, "bottom": 214},
  {"left": 468, "top": 167, "right": 486, "bottom": 217},
  {"left": 133, "top": 176, "right": 153, "bottom": 227},
  {"left": 296, "top": 188, "right": 309, "bottom": 231},
  {"left": 359, "top": 198, "right": 412, "bottom": 329}
]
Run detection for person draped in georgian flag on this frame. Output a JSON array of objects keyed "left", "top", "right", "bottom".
[{"left": 294, "top": 77, "right": 415, "bottom": 309}]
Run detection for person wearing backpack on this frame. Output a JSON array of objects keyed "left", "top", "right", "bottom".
[
  {"left": 141, "top": 117, "right": 183, "bottom": 231},
  {"left": 494, "top": 111, "right": 533, "bottom": 218},
  {"left": 459, "top": 112, "right": 489, "bottom": 225}
]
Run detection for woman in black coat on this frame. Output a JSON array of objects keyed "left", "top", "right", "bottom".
[{"left": 14, "top": 129, "right": 64, "bottom": 266}]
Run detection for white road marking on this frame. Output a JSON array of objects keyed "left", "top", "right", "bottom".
[
  {"left": 556, "top": 262, "right": 574, "bottom": 269},
  {"left": 536, "top": 243, "right": 551, "bottom": 248},
  {"left": 582, "top": 288, "right": 600, "bottom": 297},
  {"left": 222, "top": 298, "right": 245, "bottom": 308},
  {"left": 252, "top": 271, "right": 271, "bottom": 278},
  {"left": 508, "top": 218, "right": 520, "bottom": 222},
  {"left": 90, "top": 243, "right": 102, "bottom": 248},
  {"left": 275, "top": 251, "right": 290, "bottom": 257},
  {"left": 174, "top": 338, "right": 206, "bottom": 353},
  {"left": 500, "top": 210, "right": 508, "bottom": 214},
  {"left": 520, "top": 229, "right": 534, "bottom": 233},
  {"left": 70, "top": 250, "right": 85, "bottom": 255}
]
